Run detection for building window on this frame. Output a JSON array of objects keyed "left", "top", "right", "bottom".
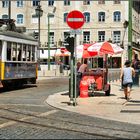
[
  {"left": 114, "top": 0, "right": 120, "bottom": 4},
  {"left": 2, "top": 14, "right": 8, "bottom": 19},
  {"left": 48, "top": 14, "right": 55, "bottom": 24},
  {"left": 113, "top": 11, "right": 121, "bottom": 22},
  {"left": 113, "top": 31, "right": 121, "bottom": 43},
  {"left": 64, "top": 13, "right": 68, "bottom": 22},
  {"left": 49, "top": 32, "right": 54, "bottom": 45},
  {"left": 17, "top": 0, "right": 23, "bottom": 7},
  {"left": 98, "top": 0, "right": 105, "bottom": 4},
  {"left": 84, "top": 12, "right": 90, "bottom": 23},
  {"left": 48, "top": 0, "right": 54, "bottom": 6},
  {"left": 83, "top": 0, "right": 90, "bottom": 5},
  {"left": 17, "top": 14, "right": 23, "bottom": 24},
  {"left": 64, "top": 32, "right": 70, "bottom": 41},
  {"left": 32, "top": 0, "right": 40, "bottom": 6},
  {"left": 83, "top": 31, "right": 90, "bottom": 43},
  {"left": 32, "top": 14, "right": 38, "bottom": 23},
  {"left": 98, "top": 31, "right": 105, "bottom": 42},
  {"left": 2, "top": 0, "right": 9, "bottom": 8},
  {"left": 98, "top": 12, "right": 105, "bottom": 22},
  {"left": 64, "top": 0, "right": 70, "bottom": 6},
  {"left": 7, "top": 42, "right": 12, "bottom": 61}
]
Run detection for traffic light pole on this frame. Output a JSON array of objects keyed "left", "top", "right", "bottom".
[
  {"left": 65, "top": 35, "right": 77, "bottom": 106},
  {"left": 68, "top": 34, "right": 77, "bottom": 106}
]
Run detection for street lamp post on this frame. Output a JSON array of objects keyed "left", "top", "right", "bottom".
[
  {"left": 35, "top": 3, "right": 43, "bottom": 65},
  {"left": 47, "top": 13, "right": 51, "bottom": 71},
  {"left": 121, "top": 20, "right": 129, "bottom": 49},
  {"left": 120, "top": 20, "right": 129, "bottom": 90},
  {"left": 47, "top": 7, "right": 56, "bottom": 71},
  {"left": 8, "top": 0, "right": 11, "bottom": 19},
  {"left": 120, "top": 20, "right": 129, "bottom": 66}
]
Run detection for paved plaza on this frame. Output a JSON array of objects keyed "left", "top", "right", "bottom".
[{"left": 37, "top": 68, "right": 140, "bottom": 125}]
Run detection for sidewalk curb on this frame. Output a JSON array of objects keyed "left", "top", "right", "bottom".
[{"left": 45, "top": 82, "right": 140, "bottom": 125}]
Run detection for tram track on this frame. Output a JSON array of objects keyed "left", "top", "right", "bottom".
[
  {"left": 0, "top": 78, "right": 139, "bottom": 139},
  {"left": 0, "top": 115, "right": 124, "bottom": 139},
  {"left": 0, "top": 106, "right": 139, "bottom": 139}
]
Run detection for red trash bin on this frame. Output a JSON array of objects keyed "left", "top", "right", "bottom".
[
  {"left": 80, "top": 80, "right": 89, "bottom": 98},
  {"left": 95, "top": 76, "right": 103, "bottom": 90}
]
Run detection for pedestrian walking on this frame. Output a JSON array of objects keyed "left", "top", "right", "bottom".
[
  {"left": 132, "top": 54, "right": 140, "bottom": 86},
  {"left": 132, "top": 54, "right": 140, "bottom": 70},
  {"left": 120, "top": 60, "right": 135, "bottom": 100},
  {"left": 78, "top": 59, "right": 88, "bottom": 75}
]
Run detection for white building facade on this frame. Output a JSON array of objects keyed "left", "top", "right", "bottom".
[{"left": 0, "top": 0, "right": 140, "bottom": 67}]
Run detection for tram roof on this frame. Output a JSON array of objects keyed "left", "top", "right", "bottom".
[{"left": 0, "top": 30, "right": 37, "bottom": 42}]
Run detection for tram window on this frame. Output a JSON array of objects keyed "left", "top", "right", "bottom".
[
  {"left": 17, "top": 44, "right": 22, "bottom": 61},
  {"left": 27, "top": 45, "right": 31, "bottom": 61},
  {"left": 7, "top": 42, "right": 12, "bottom": 61},
  {"left": 22, "top": 45, "right": 26, "bottom": 61},
  {"left": 12, "top": 43, "right": 17, "bottom": 61},
  {"left": 32, "top": 46, "right": 35, "bottom": 61}
]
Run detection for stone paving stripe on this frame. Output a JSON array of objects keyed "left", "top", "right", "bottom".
[
  {"left": 0, "top": 104, "right": 47, "bottom": 107},
  {"left": 0, "top": 109, "right": 58, "bottom": 129},
  {"left": 128, "top": 100, "right": 140, "bottom": 103},
  {"left": 120, "top": 110, "right": 140, "bottom": 113},
  {"left": 126, "top": 104, "right": 140, "bottom": 106}
]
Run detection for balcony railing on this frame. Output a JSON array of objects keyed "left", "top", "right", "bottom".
[
  {"left": 132, "top": 41, "right": 140, "bottom": 49},
  {"left": 40, "top": 41, "right": 57, "bottom": 48}
]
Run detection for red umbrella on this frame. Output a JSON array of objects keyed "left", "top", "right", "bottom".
[
  {"left": 76, "top": 44, "right": 97, "bottom": 58},
  {"left": 87, "top": 42, "right": 123, "bottom": 55}
]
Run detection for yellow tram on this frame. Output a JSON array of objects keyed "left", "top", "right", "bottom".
[{"left": 0, "top": 29, "right": 38, "bottom": 88}]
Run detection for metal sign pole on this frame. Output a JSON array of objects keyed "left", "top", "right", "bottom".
[
  {"left": 66, "top": 10, "right": 85, "bottom": 106},
  {"left": 69, "top": 51, "right": 74, "bottom": 105},
  {"left": 74, "top": 33, "right": 77, "bottom": 106}
]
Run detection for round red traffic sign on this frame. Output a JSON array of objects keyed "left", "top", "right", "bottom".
[{"left": 66, "top": 10, "right": 85, "bottom": 29}]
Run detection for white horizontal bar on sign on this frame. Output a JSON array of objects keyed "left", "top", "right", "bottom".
[{"left": 68, "top": 18, "right": 84, "bottom": 22}]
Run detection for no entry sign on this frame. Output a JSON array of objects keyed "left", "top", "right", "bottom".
[{"left": 66, "top": 10, "right": 85, "bottom": 30}]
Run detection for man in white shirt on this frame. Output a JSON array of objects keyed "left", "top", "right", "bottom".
[{"left": 78, "top": 59, "right": 88, "bottom": 74}]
